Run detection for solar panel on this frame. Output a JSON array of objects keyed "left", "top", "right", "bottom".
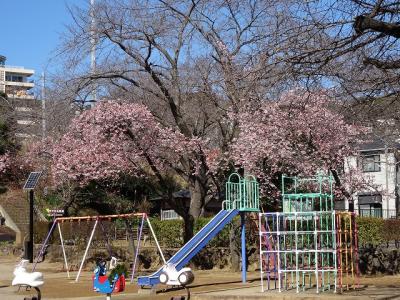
[{"left": 23, "top": 172, "right": 42, "bottom": 190}]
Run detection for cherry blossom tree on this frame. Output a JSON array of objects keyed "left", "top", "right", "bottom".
[
  {"left": 229, "top": 90, "right": 368, "bottom": 199},
  {"left": 51, "top": 100, "right": 204, "bottom": 240}
]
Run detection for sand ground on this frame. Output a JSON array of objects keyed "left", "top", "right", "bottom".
[{"left": 1, "top": 255, "right": 400, "bottom": 299}]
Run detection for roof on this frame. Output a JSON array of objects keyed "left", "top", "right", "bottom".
[
  {"left": 173, "top": 190, "right": 191, "bottom": 199},
  {"left": 358, "top": 137, "right": 400, "bottom": 152}
]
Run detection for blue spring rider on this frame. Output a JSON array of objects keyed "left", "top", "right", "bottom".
[{"left": 93, "top": 257, "right": 125, "bottom": 300}]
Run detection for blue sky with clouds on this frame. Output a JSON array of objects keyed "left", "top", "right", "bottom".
[{"left": 0, "top": 0, "right": 83, "bottom": 77}]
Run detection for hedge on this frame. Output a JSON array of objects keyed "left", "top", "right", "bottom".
[
  {"left": 356, "top": 217, "right": 400, "bottom": 247},
  {"left": 33, "top": 216, "right": 233, "bottom": 249},
  {"left": 36, "top": 215, "right": 400, "bottom": 250},
  {"left": 356, "top": 217, "right": 384, "bottom": 247}
]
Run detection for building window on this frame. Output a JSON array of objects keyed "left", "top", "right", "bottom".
[
  {"left": 358, "top": 193, "right": 383, "bottom": 217},
  {"left": 5, "top": 75, "right": 24, "bottom": 82},
  {"left": 359, "top": 203, "right": 383, "bottom": 218},
  {"left": 361, "top": 154, "right": 381, "bottom": 172}
]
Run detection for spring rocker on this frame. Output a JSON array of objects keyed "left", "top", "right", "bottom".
[
  {"left": 12, "top": 260, "right": 44, "bottom": 300},
  {"left": 93, "top": 257, "right": 125, "bottom": 300}
]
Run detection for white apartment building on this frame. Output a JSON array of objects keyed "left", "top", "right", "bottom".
[
  {"left": 344, "top": 139, "right": 400, "bottom": 219},
  {"left": 0, "top": 55, "right": 34, "bottom": 99},
  {"left": 0, "top": 55, "right": 39, "bottom": 139}
]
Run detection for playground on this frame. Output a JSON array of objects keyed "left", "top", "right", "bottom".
[{"left": 2, "top": 173, "right": 400, "bottom": 299}]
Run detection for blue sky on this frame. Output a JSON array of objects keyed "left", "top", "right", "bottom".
[{"left": 0, "top": 0, "right": 83, "bottom": 78}]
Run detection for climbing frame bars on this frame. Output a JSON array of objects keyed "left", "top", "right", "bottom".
[
  {"left": 259, "top": 211, "right": 337, "bottom": 293},
  {"left": 335, "top": 212, "right": 359, "bottom": 292},
  {"left": 222, "top": 173, "right": 260, "bottom": 211}
]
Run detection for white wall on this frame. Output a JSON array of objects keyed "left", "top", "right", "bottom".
[{"left": 345, "top": 151, "right": 398, "bottom": 218}]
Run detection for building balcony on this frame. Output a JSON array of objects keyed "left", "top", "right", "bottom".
[
  {"left": 1, "top": 65, "right": 34, "bottom": 76},
  {"left": 5, "top": 81, "right": 34, "bottom": 89}
]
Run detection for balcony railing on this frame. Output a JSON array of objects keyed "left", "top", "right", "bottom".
[
  {"left": 1, "top": 65, "right": 27, "bottom": 69},
  {"left": 357, "top": 209, "right": 397, "bottom": 219},
  {"left": 160, "top": 209, "right": 182, "bottom": 221}
]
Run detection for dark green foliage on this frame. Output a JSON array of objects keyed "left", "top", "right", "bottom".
[
  {"left": 108, "top": 263, "right": 127, "bottom": 283},
  {"left": 0, "top": 120, "right": 12, "bottom": 155}
]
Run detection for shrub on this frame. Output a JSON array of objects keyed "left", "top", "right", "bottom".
[
  {"left": 382, "top": 219, "right": 400, "bottom": 245},
  {"left": 149, "top": 218, "right": 184, "bottom": 248},
  {"left": 356, "top": 217, "right": 384, "bottom": 247},
  {"left": 194, "top": 217, "right": 230, "bottom": 248},
  {"left": 34, "top": 215, "right": 234, "bottom": 250}
]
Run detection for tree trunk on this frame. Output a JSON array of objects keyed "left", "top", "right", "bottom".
[
  {"left": 184, "top": 173, "right": 208, "bottom": 242},
  {"left": 124, "top": 220, "right": 137, "bottom": 260},
  {"left": 182, "top": 214, "right": 195, "bottom": 243},
  {"left": 189, "top": 181, "right": 205, "bottom": 218},
  {"left": 229, "top": 220, "right": 241, "bottom": 271}
]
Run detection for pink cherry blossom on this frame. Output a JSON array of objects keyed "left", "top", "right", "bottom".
[
  {"left": 228, "top": 90, "right": 368, "bottom": 197},
  {"left": 0, "top": 152, "right": 10, "bottom": 174},
  {"left": 52, "top": 101, "right": 197, "bottom": 184}
]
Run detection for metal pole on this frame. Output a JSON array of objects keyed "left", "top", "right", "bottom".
[
  {"left": 90, "top": 0, "right": 97, "bottom": 102},
  {"left": 259, "top": 213, "right": 264, "bottom": 292},
  {"left": 146, "top": 215, "right": 166, "bottom": 264},
  {"left": 241, "top": 212, "right": 246, "bottom": 283},
  {"left": 41, "top": 72, "right": 46, "bottom": 141},
  {"left": 29, "top": 190, "right": 34, "bottom": 263},
  {"left": 58, "top": 222, "right": 70, "bottom": 278},
  {"left": 385, "top": 146, "right": 389, "bottom": 218},
  {"left": 131, "top": 214, "right": 144, "bottom": 283},
  {"left": 32, "top": 219, "right": 57, "bottom": 271},
  {"left": 75, "top": 218, "right": 98, "bottom": 282}
]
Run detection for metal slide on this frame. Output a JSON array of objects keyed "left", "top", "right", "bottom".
[{"left": 137, "top": 209, "right": 239, "bottom": 287}]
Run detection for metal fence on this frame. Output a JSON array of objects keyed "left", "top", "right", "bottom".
[
  {"left": 357, "top": 209, "right": 397, "bottom": 219},
  {"left": 161, "top": 209, "right": 182, "bottom": 221}
]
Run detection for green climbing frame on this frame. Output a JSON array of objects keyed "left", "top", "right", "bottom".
[
  {"left": 282, "top": 174, "right": 334, "bottom": 214},
  {"left": 260, "top": 174, "right": 340, "bottom": 293},
  {"left": 222, "top": 173, "right": 260, "bottom": 211}
]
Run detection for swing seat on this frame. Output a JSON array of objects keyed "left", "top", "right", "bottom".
[{"left": 93, "top": 274, "right": 125, "bottom": 294}]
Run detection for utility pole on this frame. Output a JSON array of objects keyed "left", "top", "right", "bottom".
[
  {"left": 90, "top": 0, "right": 97, "bottom": 102},
  {"left": 41, "top": 72, "right": 46, "bottom": 141}
]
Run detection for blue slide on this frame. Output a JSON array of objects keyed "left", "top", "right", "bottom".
[{"left": 137, "top": 209, "right": 239, "bottom": 287}]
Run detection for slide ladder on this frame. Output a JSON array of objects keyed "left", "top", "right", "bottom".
[{"left": 137, "top": 209, "right": 239, "bottom": 287}]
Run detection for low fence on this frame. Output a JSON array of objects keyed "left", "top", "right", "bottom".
[
  {"left": 160, "top": 209, "right": 182, "bottom": 221},
  {"left": 357, "top": 209, "right": 397, "bottom": 219}
]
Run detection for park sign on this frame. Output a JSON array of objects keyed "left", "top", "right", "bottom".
[{"left": 46, "top": 209, "right": 64, "bottom": 217}]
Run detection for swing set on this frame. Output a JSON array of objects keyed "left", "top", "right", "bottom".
[{"left": 32, "top": 212, "right": 166, "bottom": 285}]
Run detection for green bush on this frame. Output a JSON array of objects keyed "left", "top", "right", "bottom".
[
  {"left": 150, "top": 218, "right": 184, "bottom": 248},
  {"left": 34, "top": 216, "right": 233, "bottom": 250},
  {"left": 356, "top": 217, "right": 384, "bottom": 247},
  {"left": 194, "top": 217, "right": 230, "bottom": 248}
]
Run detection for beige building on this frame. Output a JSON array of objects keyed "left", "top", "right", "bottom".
[
  {"left": 0, "top": 55, "right": 35, "bottom": 99},
  {"left": 0, "top": 55, "right": 39, "bottom": 139}
]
